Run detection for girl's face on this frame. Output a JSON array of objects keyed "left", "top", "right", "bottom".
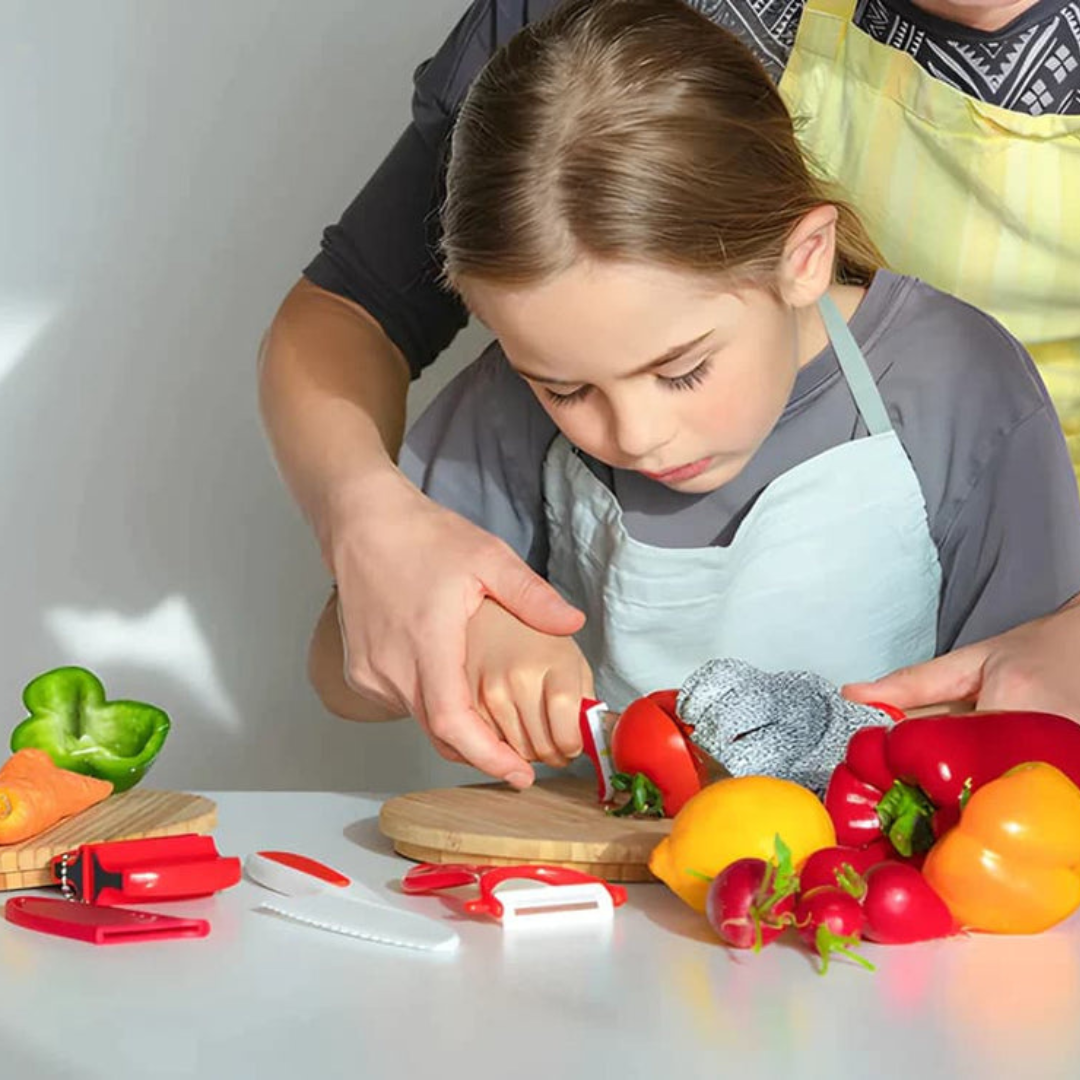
[{"left": 464, "top": 257, "right": 828, "bottom": 493}]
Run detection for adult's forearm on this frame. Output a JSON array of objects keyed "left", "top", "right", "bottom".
[{"left": 257, "top": 278, "right": 412, "bottom": 557}]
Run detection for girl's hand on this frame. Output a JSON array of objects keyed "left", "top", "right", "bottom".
[
  {"left": 329, "top": 471, "right": 585, "bottom": 787},
  {"left": 465, "top": 599, "right": 594, "bottom": 767}
]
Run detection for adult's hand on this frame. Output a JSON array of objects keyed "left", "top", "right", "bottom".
[
  {"left": 464, "top": 598, "right": 593, "bottom": 768},
  {"left": 843, "top": 596, "right": 1080, "bottom": 720},
  {"left": 329, "top": 468, "right": 585, "bottom": 787},
  {"left": 259, "top": 280, "right": 584, "bottom": 787}
]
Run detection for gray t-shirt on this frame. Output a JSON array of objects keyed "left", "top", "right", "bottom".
[{"left": 401, "top": 272, "right": 1080, "bottom": 652}]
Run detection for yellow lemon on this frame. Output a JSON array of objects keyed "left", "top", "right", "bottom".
[{"left": 649, "top": 776, "right": 836, "bottom": 911}]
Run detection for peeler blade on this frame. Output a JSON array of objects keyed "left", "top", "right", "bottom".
[{"left": 496, "top": 883, "right": 616, "bottom": 930}]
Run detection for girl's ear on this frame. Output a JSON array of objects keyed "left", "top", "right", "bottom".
[{"left": 776, "top": 205, "right": 838, "bottom": 308}]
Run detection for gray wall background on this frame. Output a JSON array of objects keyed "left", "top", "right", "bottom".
[{"left": 0, "top": 1, "right": 493, "bottom": 791}]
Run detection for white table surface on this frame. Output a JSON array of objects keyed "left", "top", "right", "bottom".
[{"left": 2, "top": 790, "right": 1078, "bottom": 1080}]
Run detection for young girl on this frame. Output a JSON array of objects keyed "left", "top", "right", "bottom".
[{"left": 310, "top": 0, "right": 1080, "bottom": 778}]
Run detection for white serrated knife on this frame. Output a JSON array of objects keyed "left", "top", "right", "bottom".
[{"left": 245, "top": 851, "right": 460, "bottom": 954}]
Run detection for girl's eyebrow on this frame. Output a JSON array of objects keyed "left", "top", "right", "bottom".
[{"left": 513, "top": 330, "right": 714, "bottom": 386}]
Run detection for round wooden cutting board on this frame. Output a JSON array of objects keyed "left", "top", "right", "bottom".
[{"left": 378, "top": 776, "right": 671, "bottom": 882}]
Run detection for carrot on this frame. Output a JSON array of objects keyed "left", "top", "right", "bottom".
[{"left": 0, "top": 749, "right": 113, "bottom": 845}]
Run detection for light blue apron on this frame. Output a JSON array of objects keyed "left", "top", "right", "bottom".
[{"left": 542, "top": 295, "right": 943, "bottom": 711}]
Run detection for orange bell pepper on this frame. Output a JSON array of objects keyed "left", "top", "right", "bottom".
[{"left": 922, "top": 762, "right": 1080, "bottom": 934}]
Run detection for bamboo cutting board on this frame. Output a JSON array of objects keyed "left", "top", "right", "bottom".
[
  {"left": 379, "top": 776, "right": 671, "bottom": 882},
  {"left": 0, "top": 789, "right": 217, "bottom": 891}
]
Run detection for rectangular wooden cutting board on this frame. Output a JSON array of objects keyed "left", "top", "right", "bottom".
[
  {"left": 378, "top": 776, "right": 671, "bottom": 882},
  {"left": 0, "top": 789, "right": 217, "bottom": 891}
]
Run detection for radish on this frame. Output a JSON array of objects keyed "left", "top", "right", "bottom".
[
  {"left": 793, "top": 886, "right": 876, "bottom": 975},
  {"left": 705, "top": 836, "right": 798, "bottom": 950},
  {"left": 860, "top": 862, "right": 957, "bottom": 944},
  {"left": 798, "top": 840, "right": 894, "bottom": 894}
]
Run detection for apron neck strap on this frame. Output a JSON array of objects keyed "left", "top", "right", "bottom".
[
  {"left": 805, "top": 0, "right": 859, "bottom": 20},
  {"left": 817, "top": 293, "right": 893, "bottom": 435}
]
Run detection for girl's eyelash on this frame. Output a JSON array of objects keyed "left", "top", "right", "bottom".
[
  {"left": 659, "top": 356, "right": 713, "bottom": 391},
  {"left": 543, "top": 355, "right": 713, "bottom": 407},
  {"left": 544, "top": 385, "right": 592, "bottom": 407}
]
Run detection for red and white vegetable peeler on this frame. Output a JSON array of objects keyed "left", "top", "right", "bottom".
[{"left": 402, "top": 862, "right": 627, "bottom": 927}]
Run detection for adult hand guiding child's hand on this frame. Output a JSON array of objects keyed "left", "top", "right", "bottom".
[{"left": 328, "top": 469, "right": 585, "bottom": 787}]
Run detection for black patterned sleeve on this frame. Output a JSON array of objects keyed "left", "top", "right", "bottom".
[{"left": 302, "top": 1, "right": 561, "bottom": 378}]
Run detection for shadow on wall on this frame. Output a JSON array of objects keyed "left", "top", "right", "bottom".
[{"left": 0, "top": 0, "right": 494, "bottom": 793}]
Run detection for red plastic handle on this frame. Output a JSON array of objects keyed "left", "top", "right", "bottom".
[
  {"left": 107, "top": 856, "right": 242, "bottom": 904},
  {"left": 93, "top": 834, "right": 219, "bottom": 866},
  {"left": 256, "top": 851, "right": 351, "bottom": 888},
  {"left": 51, "top": 834, "right": 242, "bottom": 905},
  {"left": 400, "top": 863, "right": 487, "bottom": 894},
  {"left": 864, "top": 700, "right": 908, "bottom": 723}
]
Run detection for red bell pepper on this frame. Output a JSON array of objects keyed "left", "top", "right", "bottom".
[
  {"left": 824, "top": 710, "right": 1080, "bottom": 857},
  {"left": 579, "top": 691, "right": 710, "bottom": 817}
]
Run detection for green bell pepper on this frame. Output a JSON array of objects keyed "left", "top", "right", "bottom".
[{"left": 10, "top": 666, "right": 170, "bottom": 793}]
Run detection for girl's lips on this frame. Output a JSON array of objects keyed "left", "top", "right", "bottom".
[{"left": 640, "top": 456, "right": 714, "bottom": 484}]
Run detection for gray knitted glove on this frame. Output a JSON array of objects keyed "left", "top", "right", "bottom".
[{"left": 676, "top": 658, "right": 892, "bottom": 794}]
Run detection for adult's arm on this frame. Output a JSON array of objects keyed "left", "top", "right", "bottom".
[
  {"left": 847, "top": 319, "right": 1080, "bottom": 718},
  {"left": 844, "top": 593, "right": 1080, "bottom": 720},
  {"left": 258, "top": 2, "right": 576, "bottom": 787},
  {"left": 259, "top": 274, "right": 581, "bottom": 784},
  {"left": 263, "top": 0, "right": 559, "bottom": 535}
]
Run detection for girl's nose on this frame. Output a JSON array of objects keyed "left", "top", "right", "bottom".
[{"left": 609, "top": 398, "right": 671, "bottom": 462}]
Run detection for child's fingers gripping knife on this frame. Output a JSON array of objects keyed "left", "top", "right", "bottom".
[{"left": 540, "top": 652, "right": 594, "bottom": 761}]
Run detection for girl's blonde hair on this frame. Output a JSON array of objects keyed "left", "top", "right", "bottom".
[{"left": 441, "top": 0, "right": 883, "bottom": 290}]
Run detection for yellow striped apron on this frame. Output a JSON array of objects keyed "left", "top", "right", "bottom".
[{"left": 779, "top": 0, "right": 1080, "bottom": 474}]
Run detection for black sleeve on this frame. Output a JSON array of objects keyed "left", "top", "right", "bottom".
[
  {"left": 936, "top": 403, "right": 1080, "bottom": 651},
  {"left": 302, "top": 1, "right": 561, "bottom": 378}
]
